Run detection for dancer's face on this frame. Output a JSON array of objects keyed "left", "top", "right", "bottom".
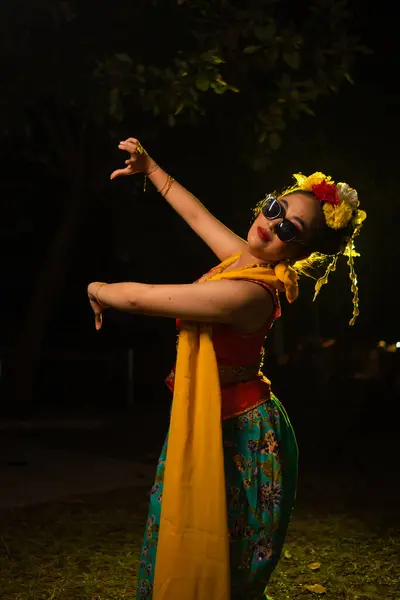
[{"left": 247, "top": 192, "right": 322, "bottom": 263}]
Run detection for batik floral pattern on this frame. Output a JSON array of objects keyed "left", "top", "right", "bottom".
[{"left": 135, "top": 395, "right": 298, "bottom": 600}]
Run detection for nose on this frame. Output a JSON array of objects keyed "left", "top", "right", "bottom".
[{"left": 269, "top": 218, "right": 283, "bottom": 234}]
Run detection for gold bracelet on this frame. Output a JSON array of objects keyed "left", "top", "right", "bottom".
[
  {"left": 96, "top": 282, "right": 108, "bottom": 307},
  {"left": 162, "top": 176, "right": 175, "bottom": 198},
  {"left": 146, "top": 163, "right": 160, "bottom": 176},
  {"left": 159, "top": 174, "right": 171, "bottom": 196},
  {"left": 144, "top": 164, "right": 160, "bottom": 192}
]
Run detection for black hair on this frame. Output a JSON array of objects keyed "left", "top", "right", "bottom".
[{"left": 284, "top": 191, "right": 352, "bottom": 258}]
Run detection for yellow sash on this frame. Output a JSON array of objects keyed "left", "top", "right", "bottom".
[{"left": 153, "top": 255, "right": 298, "bottom": 600}]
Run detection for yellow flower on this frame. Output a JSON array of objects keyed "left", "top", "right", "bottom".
[
  {"left": 290, "top": 172, "right": 367, "bottom": 233},
  {"left": 352, "top": 209, "right": 367, "bottom": 226},
  {"left": 323, "top": 201, "right": 353, "bottom": 230},
  {"left": 293, "top": 172, "right": 333, "bottom": 191},
  {"left": 292, "top": 173, "right": 308, "bottom": 188}
]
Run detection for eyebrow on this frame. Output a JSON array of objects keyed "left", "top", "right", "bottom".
[{"left": 280, "top": 198, "right": 306, "bottom": 230}]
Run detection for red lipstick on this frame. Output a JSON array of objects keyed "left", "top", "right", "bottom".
[{"left": 257, "top": 226, "right": 270, "bottom": 242}]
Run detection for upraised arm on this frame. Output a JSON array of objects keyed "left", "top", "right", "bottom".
[{"left": 112, "top": 138, "right": 248, "bottom": 261}]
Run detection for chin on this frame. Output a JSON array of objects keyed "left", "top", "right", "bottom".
[
  {"left": 248, "top": 246, "right": 265, "bottom": 260},
  {"left": 249, "top": 230, "right": 291, "bottom": 263},
  {"left": 248, "top": 243, "right": 272, "bottom": 262},
  {"left": 249, "top": 243, "right": 284, "bottom": 264}
]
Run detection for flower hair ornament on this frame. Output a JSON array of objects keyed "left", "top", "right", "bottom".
[{"left": 285, "top": 172, "right": 367, "bottom": 325}]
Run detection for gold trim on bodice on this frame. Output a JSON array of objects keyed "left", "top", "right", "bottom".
[
  {"left": 218, "top": 364, "right": 261, "bottom": 386},
  {"left": 166, "top": 363, "right": 263, "bottom": 389}
]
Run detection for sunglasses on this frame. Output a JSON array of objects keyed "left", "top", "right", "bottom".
[{"left": 261, "top": 194, "right": 304, "bottom": 244}]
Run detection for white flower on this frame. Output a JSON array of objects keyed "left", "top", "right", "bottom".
[{"left": 337, "top": 182, "right": 359, "bottom": 209}]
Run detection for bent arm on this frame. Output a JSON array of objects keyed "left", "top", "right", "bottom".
[
  {"left": 96, "top": 279, "right": 273, "bottom": 330},
  {"left": 147, "top": 161, "right": 248, "bottom": 261}
]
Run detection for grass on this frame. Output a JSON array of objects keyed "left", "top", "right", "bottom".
[
  {"left": 268, "top": 512, "right": 399, "bottom": 599},
  {"left": 0, "top": 477, "right": 399, "bottom": 600},
  {"left": 0, "top": 489, "right": 147, "bottom": 600}
]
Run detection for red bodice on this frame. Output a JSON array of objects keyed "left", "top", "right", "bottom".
[{"left": 165, "top": 276, "right": 281, "bottom": 419}]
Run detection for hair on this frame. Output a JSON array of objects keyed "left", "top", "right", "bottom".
[
  {"left": 255, "top": 175, "right": 365, "bottom": 325},
  {"left": 286, "top": 191, "right": 352, "bottom": 257},
  {"left": 253, "top": 189, "right": 354, "bottom": 277}
]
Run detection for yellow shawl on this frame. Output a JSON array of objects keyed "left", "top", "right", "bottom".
[{"left": 153, "top": 255, "right": 298, "bottom": 600}]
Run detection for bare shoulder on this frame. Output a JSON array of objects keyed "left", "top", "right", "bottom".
[{"left": 227, "top": 281, "right": 275, "bottom": 334}]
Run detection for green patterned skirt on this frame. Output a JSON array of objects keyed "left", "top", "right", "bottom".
[{"left": 136, "top": 395, "right": 298, "bottom": 600}]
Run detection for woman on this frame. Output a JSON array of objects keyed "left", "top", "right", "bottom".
[{"left": 88, "top": 138, "right": 366, "bottom": 600}]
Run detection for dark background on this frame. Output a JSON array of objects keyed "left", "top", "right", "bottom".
[{"left": 0, "top": 0, "right": 399, "bottom": 472}]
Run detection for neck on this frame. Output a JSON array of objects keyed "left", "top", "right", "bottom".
[{"left": 235, "top": 248, "right": 276, "bottom": 269}]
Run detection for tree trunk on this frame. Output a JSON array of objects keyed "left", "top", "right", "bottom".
[{"left": 11, "top": 181, "right": 85, "bottom": 417}]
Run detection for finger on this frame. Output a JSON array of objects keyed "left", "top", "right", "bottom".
[
  {"left": 95, "top": 312, "right": 103, "bottom": 331},
  {"left": 123, "top": 138, "right": 139, "bottom": 144},
  {"left": 125, "top": 158, "right": 137, "bottom": 165},
  {"left": 119, "top": 140, "right": 137, "bottom": 148},
  {"left": 119, "top": 140, "right": 137, "bottom": 149},
  {"left": 110, "top": 167, "right": 132, "bottom": 180},
  {"left": 119, "top": 143, "right": 137, "bottom": 155}
]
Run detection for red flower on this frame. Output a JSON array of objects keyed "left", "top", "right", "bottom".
[{"left": 312, "top": 180, "right": 339, "bottom": 206}]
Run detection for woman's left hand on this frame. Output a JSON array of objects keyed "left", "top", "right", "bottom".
[{"left": 88, "top": 282, "right": 107, "bottom": 331}]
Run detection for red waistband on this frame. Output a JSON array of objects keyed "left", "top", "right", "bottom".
[
  {"left": 221, "top": 378, "right": 271, "bottom": 420},
  {"left": 165, "top": 371, "right": 271, "bottom": 421}
]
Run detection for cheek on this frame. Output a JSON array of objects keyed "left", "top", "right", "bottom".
[
  {"left": 250, "top": 214, "right": 298, "bottom": 261},
  {"left": 248, "top": 218, "right": 261, "bottom": 240},
  {"left": 252, "top": 213, "right": 262, "bottom": 228},
  {"left": 269, "top": 239, "right": 291, "bottom": 260}
]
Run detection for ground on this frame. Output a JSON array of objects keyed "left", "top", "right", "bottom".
[{"left": 0, "top": 474, "right": 399, "bottom": 600}]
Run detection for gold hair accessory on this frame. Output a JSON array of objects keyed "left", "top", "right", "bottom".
[
  {"left": 312, "top": 229, "right": 365, "bottom": 326},
  {"left": 286, "top": 171, "right": 367, "bottom": 325},
  {"left": 313, "top": 255, "right": 338, "bottom": 301},
  {"left": 344, "top": 222, "right": 364, "bottom": 326}
]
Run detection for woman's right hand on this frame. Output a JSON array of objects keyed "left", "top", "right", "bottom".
[{"left": 110, "top": 137, "right": 154, "bottom": 180}]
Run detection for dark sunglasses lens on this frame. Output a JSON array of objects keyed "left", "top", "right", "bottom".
[
  {"left": 262, "top": 197, "right": 281, "bottom": 220},
  {"left": 277, "top": 220, "right": 299, "bottom": 243}
]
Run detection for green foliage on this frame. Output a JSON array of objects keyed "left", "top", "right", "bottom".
[
  {"left": 1, "top": 0, "right": 368, "bottom": 171},
  {"left": 97, "top": 0, "right": 368, "bottom": 168}
]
